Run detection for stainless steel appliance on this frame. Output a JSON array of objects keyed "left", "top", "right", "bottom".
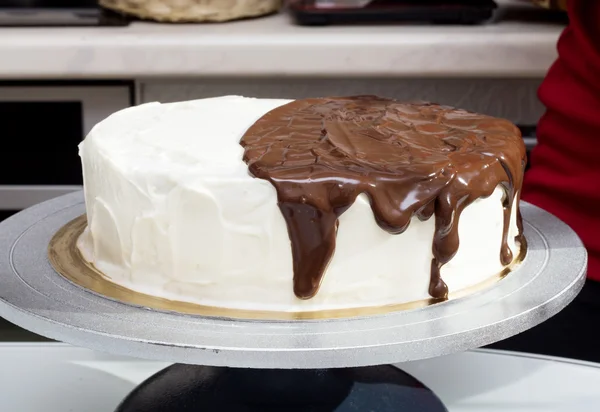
[{"left": 0, "top": 81, "right": 132, "bottom": 220}]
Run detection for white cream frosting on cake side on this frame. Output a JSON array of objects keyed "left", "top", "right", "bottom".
[{"left": 78, "top": 96, "right": 521, "bottom": 312}]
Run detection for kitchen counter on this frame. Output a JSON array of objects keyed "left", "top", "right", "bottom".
[
  {"left": 3, "top": 344, "right": 600, "bottom": 411},
  {"left": 0, "top": 2, "right": 564, "bottom": 80}
]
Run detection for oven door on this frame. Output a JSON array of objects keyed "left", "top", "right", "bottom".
[{"left": 0, "top": 83, "right": 132, "bottom": 219}]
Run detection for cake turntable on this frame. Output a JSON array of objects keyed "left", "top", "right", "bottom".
[{"left": 0, "top": 191, "right": 587, "bottom": 411}]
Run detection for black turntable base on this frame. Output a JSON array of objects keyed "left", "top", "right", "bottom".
[{"left": 115, "top": 364, "right": 448, "bottom": 412}]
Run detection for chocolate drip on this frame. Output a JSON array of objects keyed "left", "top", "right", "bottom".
[
  {"left": 241, "top": 96, "right": 527, "bottom": 300},
  {"left": 278, "top": 202, "right": 341, "bottom": 298}
]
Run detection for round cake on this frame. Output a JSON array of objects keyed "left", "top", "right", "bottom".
[{"left": 77, "top": 95, "right": 527, "bottom": 313}]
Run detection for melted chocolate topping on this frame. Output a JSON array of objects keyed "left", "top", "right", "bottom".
[{"left": 241, "top": 96, "right": 527, "bottom": 301}]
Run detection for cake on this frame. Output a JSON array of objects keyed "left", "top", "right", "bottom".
[{"left": 77, "top": 95, "right": 527, "bottom": 313}]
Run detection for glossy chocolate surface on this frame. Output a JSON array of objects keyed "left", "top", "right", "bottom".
[{"left": 241, "top": 96, "right": 526, "bottom": 300}]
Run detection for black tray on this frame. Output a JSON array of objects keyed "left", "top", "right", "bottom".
[{"left": 288, "top": 0, "right": 498, "bottom": 26}]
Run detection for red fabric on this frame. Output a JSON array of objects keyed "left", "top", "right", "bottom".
[{"left": 523, "top": 0, "right": 600, "bottom": 280}]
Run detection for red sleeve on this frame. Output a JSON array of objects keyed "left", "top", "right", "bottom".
[{"left": 523, "top": 0, "right": 600, "bottom": 280}]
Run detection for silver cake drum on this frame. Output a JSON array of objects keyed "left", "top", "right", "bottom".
[{"left": 0, "top": 191, "right": 587, "bottom": 369}]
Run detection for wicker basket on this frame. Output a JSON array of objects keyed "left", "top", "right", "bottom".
[{"left": 100, "top": 0, "right": 282, "bottom": 22}]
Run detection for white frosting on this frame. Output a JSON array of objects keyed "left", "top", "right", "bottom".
[{"left": 78, "top": 96, "right": 521, "bottom": 312}]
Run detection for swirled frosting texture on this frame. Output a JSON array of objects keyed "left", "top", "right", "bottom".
[{"left": 241, "top": 96, "right": 526, "bottom": 300}]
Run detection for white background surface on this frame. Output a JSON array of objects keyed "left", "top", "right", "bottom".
[{"left": 1, "top": 343, "right": 598, "bottom": 412}]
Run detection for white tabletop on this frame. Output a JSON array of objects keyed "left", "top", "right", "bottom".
[
  {"left": 1, "top": 343, "right": 598, "bottom": 412},
  {"left": 0, "top": 1, "right": 563, "bottom": 79}
]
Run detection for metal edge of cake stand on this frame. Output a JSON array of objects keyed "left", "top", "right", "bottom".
[{"left": 0, "top": 191, "right": 587, "bottom": 369}]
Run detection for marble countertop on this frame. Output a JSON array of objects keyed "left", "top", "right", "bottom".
[
  {"left": 2, "top": 344, "right": 600, "bottom": 412},
  {"left": 0, "top": 3, "right": 565, "bottom": 80}
]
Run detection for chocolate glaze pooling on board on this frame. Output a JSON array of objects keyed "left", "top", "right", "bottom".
[{"left": 240, "top": 96, "right": 527, "bottom": 300}]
